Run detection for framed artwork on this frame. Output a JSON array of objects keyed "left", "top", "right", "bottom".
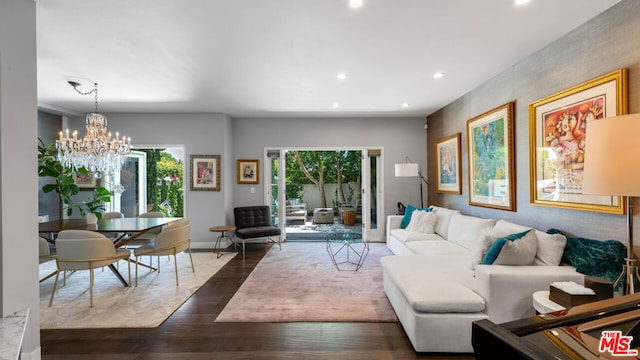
[
  {"left": 237, "top": 159, "right": 260, "bottom": 184},
  {"left": 190, "top": 154, "right": 221, "bottom": 191},
  {"left": 73, "top": 171, "right": 96, "bottom": 189},
  {"left": 467, "top": 102, "right": 516, "bottom": 211},
  {"left": 529, "top": 68, "right": 627, "bottom": 214},
  {"left": 435, "top": 133, "right": 462, "bottom": 194}
]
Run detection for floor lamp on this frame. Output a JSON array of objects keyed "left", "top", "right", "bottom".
[
  {"left": 395, "top": 159, "right": 428, "bottom": 208},
  {"left": 582, "top": 113, "right": 640, "bottom": 295}
]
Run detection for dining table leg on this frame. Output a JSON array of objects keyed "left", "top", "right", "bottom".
[{"left": 108, "top": 264, "right": 129, "bottom": 287}]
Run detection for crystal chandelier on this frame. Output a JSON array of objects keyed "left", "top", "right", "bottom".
[{"left": 56, "top": 81, "right": 132, "bottom": 179}]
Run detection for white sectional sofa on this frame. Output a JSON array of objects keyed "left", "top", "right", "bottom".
[{"left": 382, "top": 206, "right": 585, "bottom": 353}]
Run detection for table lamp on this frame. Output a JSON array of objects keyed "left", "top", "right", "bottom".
[
  {"left": 582, "top": 113, "right": 640, "bottom": 294},
  {"left": 395, "top": 158, "right": 427, "bottom": 208}
]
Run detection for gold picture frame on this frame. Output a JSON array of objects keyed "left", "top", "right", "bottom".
[
  {"left": 237, "top": 159, "right": 259, "bottom": 184},
  {"left": 190, "top": 154, "right": 221, "bottom": 191},
  {"left": 529, "top": 68, "right": 627, "bottom": 214},
  {"left": 73, "top": 171, "right": 97, "bottom": 189},
  {"left": 435, "top": 133, "right": 462, "bottom": 194},
  {"left": 467, "top": 102, "right": 516, "bottom": 211}
]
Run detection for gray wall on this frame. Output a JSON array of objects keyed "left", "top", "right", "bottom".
[
  {"left": 232, "top": 117, "right": 427, "bottom": 218},
  {"left": 0, "top": 0, "right": 40, "bottom": 356},
  {"left": 64, "top": 115, "right": 426, "bottom": 245},
  {"left": 38, "top": 111, "right": 62, "bottom": 220},
  {"left": 427, "top": 0, "right": 639, "bottom": 245},
  {"left": 67, "top": 112, "right": 232, "bottom": 248}
]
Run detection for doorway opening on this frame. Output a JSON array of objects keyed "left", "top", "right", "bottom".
[
  {"left": 266, "top": 147, "right": 383, "bottom": 242},
  {"left": 106, "top": 146, "right": 185, "bottom": 218}
]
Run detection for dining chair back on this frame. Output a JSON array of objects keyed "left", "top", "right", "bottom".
[
  {"left": 133, "top": 219, "right": 194, "bottom": 286},
  {"left": 49, "top": 230, "right": 131, "bottom": 307},
  {"left": 138, "top": 211, "right": 166, "bottom": 218},
  {"left": 39, "top": 236, "right": 57, "bottom": 283},
  {"left": 102, "top": 211, "right": 125, "bottom": 219}
]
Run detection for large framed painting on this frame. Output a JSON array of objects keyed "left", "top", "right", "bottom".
[
  {"left": 529, "top": 68, "right": 627, "bottom": 214},
  {"left": 435, "top": 133, "right": 462, "bottom": 194},
  {"left": 237, "top": 159, "right": 260, "bottom": 184},
  {"left": 190, "top": 154, "right": 221, "bottom": 191},
  {"left": 467, "top": 102, "right": 516, "bottom": 211}
]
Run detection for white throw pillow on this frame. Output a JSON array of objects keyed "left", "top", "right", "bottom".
[
  {"left": 405, "top": 210, "right": 437, "bottom": 234},
  {"left": 533, "top": 230, "right": 567, "bottom": 266}
]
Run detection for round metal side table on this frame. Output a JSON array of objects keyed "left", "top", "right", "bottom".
[{"left": 209, "top": 225, "right": 236, "bottom": 258}]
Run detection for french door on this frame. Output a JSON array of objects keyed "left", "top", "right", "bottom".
[
  {"left": 264, "top": 147, "right": 384, "bottom": 242},
  {"left": 106, "top": 150, "right": 147, "bottom": 216}
]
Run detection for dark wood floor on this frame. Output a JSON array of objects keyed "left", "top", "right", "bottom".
[{"left": 40, "top": 244, "right": 475, "bottom": 359}]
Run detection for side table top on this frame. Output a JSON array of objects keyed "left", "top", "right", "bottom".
[
  {"left": 533, "top": 290, "right": 565, "bottom": 314},
  {"left": 209, "top": 225, "right": 237, "bottom": 232},
  {"left": 325, "top": 232, "right": 363, "bottom": 243}
]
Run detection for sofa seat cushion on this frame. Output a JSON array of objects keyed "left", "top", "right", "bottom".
[
  {"left": 390, "top": 229, "right": 444, "bottom": 244},
  {"left": 406, "top": 240, "right": 471, "bottom": 257},
  {"left": 381, "top": 255, "right": 485, "bottom": 313}
]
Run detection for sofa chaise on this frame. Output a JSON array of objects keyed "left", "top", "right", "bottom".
[{"left": 382, "top": 206, "right": 585, "bottom": 353}]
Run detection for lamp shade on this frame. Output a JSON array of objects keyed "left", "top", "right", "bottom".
[
  {"left": 395, "top": 163, "right": 419, "bottom": 177},
  {"left": 582, "top": 113, "right": 640, "bottom": 196}
]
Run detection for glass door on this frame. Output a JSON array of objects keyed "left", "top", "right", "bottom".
[
  {"left": 362, "top": 149, "right": 384, "bottom": 241},
  {"left": 118, "top": 150, "right": 147, "bottom": 217}
]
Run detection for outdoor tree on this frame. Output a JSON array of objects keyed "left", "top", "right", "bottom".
[{"left": 286, "top": 150, "right": 361, "bottom": 209}]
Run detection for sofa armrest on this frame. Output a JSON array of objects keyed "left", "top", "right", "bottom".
[
  {"left": 474, "top": 264, "right": 584, "bottom": 324},
  {"left": 386, "top": 215, "right": 403, "bottom": 246}
]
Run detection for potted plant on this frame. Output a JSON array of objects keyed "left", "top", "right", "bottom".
[
  {"left": 75, "top": 187, "right": 112, "bottom": 223},
  {"left": 38, "top": 138, "right": 81, "bottom": 218},
  {"left": 38, "top": 138, "right": 112, "bottom": 221}
]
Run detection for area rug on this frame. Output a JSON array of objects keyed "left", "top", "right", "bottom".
[
  {"left": 215, "top": 242, "right": 398, "bottom": 322},
  {"left": 39, "top": 251, "right": 235, "bottom": 329}
]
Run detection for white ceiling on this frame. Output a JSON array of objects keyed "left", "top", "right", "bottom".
[{"left": 36, "top": 0, "right": 621, "bottom": 118}]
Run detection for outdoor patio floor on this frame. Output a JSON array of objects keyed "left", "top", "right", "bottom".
[{"left": 284, "top": 217, "right": 362, "bottom": 241}]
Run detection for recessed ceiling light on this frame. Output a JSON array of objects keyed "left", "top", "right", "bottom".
[
  {"left": 402, "top": 102, "right": 409, "bottom": 108},
  {"left": 433, "top": 72, "right": 445, "bottom": 79},
  {"left": 337, "top": 73, "right": 348, "bottom": 80},
  {"left": 332, "top": 102, "right": 340, "bottom": 108},
  {"left": 349, "top": 0, "right": 363, "bottom": 9},
  {"left": 514, "top": 0, "right": 530, "bottom": 5}
]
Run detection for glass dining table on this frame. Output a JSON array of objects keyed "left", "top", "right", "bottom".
[{"left": 39, "top": 217, "right": 181, "bottom": 286}]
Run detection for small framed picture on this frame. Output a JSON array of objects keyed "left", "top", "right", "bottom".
[
  {"left": 237, "top": 159, "right": 259, "bottom": 184},
  {"left": 73, "top": 172, "right": 96, "bottom": 189},
  {"left": 190, "top": 154, "right": 221, "bottom": 191},
  {"left": 435, "top": 133, "right": 462, "bottom": 194}
]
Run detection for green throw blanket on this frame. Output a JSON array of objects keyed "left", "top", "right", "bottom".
[{"left": 547, "top": 228, "right": 626, "bottom": 284}]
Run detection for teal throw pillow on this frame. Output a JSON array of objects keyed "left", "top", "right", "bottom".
[
  {"left": 481, "top": 230, "right": 533, "bottom": 265},
  {"left": 400, "top": 204, "right": 431, "bottom": 229}
]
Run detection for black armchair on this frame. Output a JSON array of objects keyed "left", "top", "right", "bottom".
[{"left": 233, "top": 206, "right": 282, "bottom": 258}]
